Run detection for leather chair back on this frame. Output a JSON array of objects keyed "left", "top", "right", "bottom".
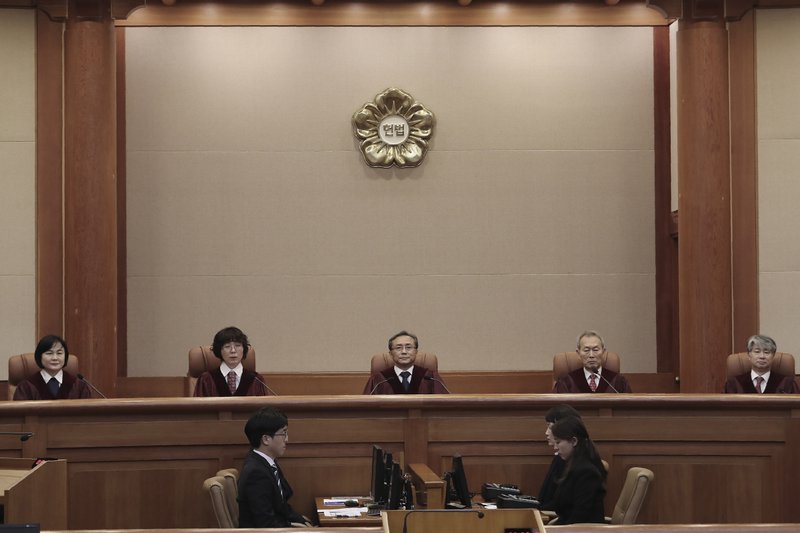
[
  {"left": 216, "top": 468, "right": 239, "bottom": 527},
  {"left": 370, "top": 352, "right": 438, "bottom": 374},
  {"left": 552, "top": 351, "right": 620, "bottom": 382},
  {"left": 610, "top": 467, "right": 654, "bottom": 525},
  {"left": 726, "top": 352, "right": 795, "bottom": 378},
  {"left": 186, "top": 345, "right": 256, "bottom": 396},
  {"left": 8, "top": 352, "right": 80, "bottom": 400},
  {"left": 203, "top": 475, "right": 234, "bottom": 528}
]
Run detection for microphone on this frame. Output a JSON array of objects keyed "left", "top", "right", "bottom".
[
  {"left": 77, "top": 373, "right": 108, "bottom": 398},
  {"left": 423, "top": 374, "right": 451, "bottom": 394},
  {"left": 591, "top": 369, "right": 620, "bottom": 393},
  {"left": 401, "top": 509, "right": 484, "bottom": 533},
  {"left": 369, "top": 375, "right": 397, "bottom": 395},
  {"left": 252, "top": 374, "right": 279, "bottom": 396},
  {"left": 0, "top": 431, "right": 34, "bottom": 442}
]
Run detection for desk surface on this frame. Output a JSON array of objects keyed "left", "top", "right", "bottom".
[{"left": 315, "top": 497, "right": 382, "bottom": 527}]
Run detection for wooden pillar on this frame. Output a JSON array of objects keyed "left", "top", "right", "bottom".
[
  {"left": 63, "top": 5, "right": 118, "bottom": 395},
  {"left": 676, "top": 17, "right": 732, "bottom": 392}
]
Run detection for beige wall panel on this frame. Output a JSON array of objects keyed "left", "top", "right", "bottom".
[
  {"left": 756, "top": 10, "right": 800, "bottom": 141},
  {"left": 126, "top": 26, "right": 655, "bottom": 376},
  {"left": 127, "top": 149, "right": 654, "bottom": 276},
  {"left": 126, "top": 27, "right": 652, "bottom": 152},
  {"left": 0, "top": 278, "right": 35, "bottom": 380},
  {"left": 127, "top": 271, "right": 655, "bottom": 376},
  {"left": 757, "top": 9, "right": 800, "bottom": 356},
  {"left": 759, "top": 273, "right": 800, "bottom": 358},
  {"left": 0, "top": 10, "right": 36, "bottom": 381},
  {"left": 0, "top": 9, "right": 35, "bottom": 141}
]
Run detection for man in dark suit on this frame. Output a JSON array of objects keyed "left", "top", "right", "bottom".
[
  {"left": 724, "top": 334, "right": 799, "bottom": 394},
  {"left": 237, "top": 407, "right": 311, "bottom": 528},
  {"left": 362, "top": 330, "right": 449, "bottom": 394},
  {"left": 553, "top": 331, "right": 632, "bottom": 393}
]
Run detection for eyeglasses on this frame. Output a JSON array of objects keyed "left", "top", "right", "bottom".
[
  {"left": 391, "top": 344, "right": 416, "bottom": 352},
  {"left": 272, "top": 431, "right": 289, "bottom": 439}
]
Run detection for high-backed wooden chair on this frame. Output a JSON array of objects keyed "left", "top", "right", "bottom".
[
  {"left": 7, "top": 352, "right": 80, "bottom": 400},
  {"left": 370, "top": 352, "right": 438, "bottom": 374},
  {"left": 186, "top": 345, "right": 256, "bottom": 396},
  {"left": 608, "top": 467, "right": 654, "bottom": 524},
  {"left": 203, "top": 475, "right": 235, "bottom": 528},
  {"left": 726, "top": 352, "right": 796, "bottom": 378},
  {"left": 216, "top": 468, "right": 239, "bottom": 527},
  {"left": 552, "top": 351, "right": 620, "bottom": 383}
]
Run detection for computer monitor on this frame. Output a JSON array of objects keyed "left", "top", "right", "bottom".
[
  {"left": 370, "top": 445, "right": 387, "bottom": 504},
  {"left": 386, "top": 461, "right": 405, "bottom": 510},
  {"left": 446, "top": 454, "right": 472, "bottom": 508}
]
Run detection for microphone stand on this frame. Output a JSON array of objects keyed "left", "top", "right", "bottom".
[
  {"left": 369, "top": 375, "right": 397, "bottom": 395},
  {"left": 423, "top": 374, "right": 451, "bottom": 393},
  {"left": 77, "top": 373, "right": 108, "bottom": 398},
  {"left": 253, "top": 374, "right": 280, "bottom": 396},
  {"left": 591, "top": 369, "right": 620, "bottom": 393},
  {"left": 0, "top": 431, "right": 34, "bottom": 442}
]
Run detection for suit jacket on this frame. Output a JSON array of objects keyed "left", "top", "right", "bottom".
[
  {"left": 538, "top": 454, "right": 566, "bottom": 511},
  {"left": 551, "top": 457, "right": 606, "bottom": 525},
  {"left": 553, "top": 368, "right": 632, "bottom": 394},
  {"left": 723, "top": 372, "right": 799, "bottom": 394},
  {"left": 237, "top": 450, "right": 305, "bottom": 528},
  {"left": 362, "top": 365, "right": 449, "bottom": 394},
  {"left": 13, "top": 371, "right": 91, "bottom": 401},
  {"left": 193, "top": 368, "right": 272, "bottom": 397}
]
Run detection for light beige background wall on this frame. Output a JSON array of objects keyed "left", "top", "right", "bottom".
[
  {"left": 0, "top": 9, "right": 36, "bottom": 381},
  {"left": 757, "top": 9, "right": 800, "bottom": 359},
  {"left": 125, "top": 26, "right": 657, "bottom": 376}
]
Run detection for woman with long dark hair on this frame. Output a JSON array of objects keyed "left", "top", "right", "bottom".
[{"left": 549, "top": 416, "right": 606, "bottom": 524}]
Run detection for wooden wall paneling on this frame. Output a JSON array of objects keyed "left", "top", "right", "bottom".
[
  {"left": 35, "top": 9, "right": 64, "bottom": 338},
  {"left": 117, "top": 1, "right": 671, "bottom": 27},
  {"left": 6, "top": 395, "right": 800, "bottom": 527},
  {"left": 116, "top": 26, "right": 128, "bottom": 377},
  {"left": 653, "top": 25, "right": 680, "bottom": 377},
  {"left": 676, "top": 20, "right": 733, "bottom": 392},
  {"left": 728, "top": 10, "right": 759, "bottom": 349},
  {"left": 63, "top": 16, "right": 119, "bottom": 395}
]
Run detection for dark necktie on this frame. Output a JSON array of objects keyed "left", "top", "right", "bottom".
[
  {"left": 48, "top": 377, "right": 60, "bottom": 397},
  {"left": 755, "top": 376, "right": 765, "bottom": 393},
  {"left": 272, "top": 464, "right": 284, "bottom": 499},
  {"left": 400, "top": 371, "right": 411, "bottom": 392},
  {"left": 589, "top": 374, "right": 598, "bottom": 392},
  {"left": 227, "top": 371, "right": 237, "bottom": 394}
]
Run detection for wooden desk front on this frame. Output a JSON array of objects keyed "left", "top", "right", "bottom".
[{"left": 2, "top": 394, "right": 799, "bottom": 529}]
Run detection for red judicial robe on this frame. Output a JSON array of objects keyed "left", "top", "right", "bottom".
[
  {"left": 553, "top": 367, "right": 632, "bottom": 393},
  {"left": 193, "top": 368, "right": 272, "bottom": 397},
  {"left": 13, "top": 371, "right": 91, "bottom": 400},
  {"left": 363, "top": 365, "right": 449, "bottom": 394},
  {"left": 723, "top": 372, "right": 799, "bottom": 394}
]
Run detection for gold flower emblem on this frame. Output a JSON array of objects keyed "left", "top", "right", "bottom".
[{"left": 352, "top": 88, "right": 435, "bottom": 168}]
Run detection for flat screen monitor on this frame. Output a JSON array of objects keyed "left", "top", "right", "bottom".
[
  {"left": 386, "top": 461, "right": 405, "bottom": 510},
  {"left": 447, "top": 454, "right": 472, "bottom": 508},
  {"left": 370, "top": 445, "right": 387, "bottom": 504}
]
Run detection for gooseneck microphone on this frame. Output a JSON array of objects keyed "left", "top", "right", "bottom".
[
  {"left": 0, "top": 431, "right": 34, "bottom": 442},
  {"left": 591, "top": 369, "right": 620, "bottom": 393},
  {"left": 253, "top": 374, "right": 280, "bottom": 396},
  {"left": 423, "top": 374, "right": 451, "bottom": 394},
  {"left": 77, "top": 373, "right": 108, "bottom": 398},
  {"left": 369, "top": 374, "right": 398, "bottom": 395},
  {"left": 401, "top": 509, "right": 484, "bottom": 533}
]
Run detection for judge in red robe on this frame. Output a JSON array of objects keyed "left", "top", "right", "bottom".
[
  {"left": 13, "top": 335, "right": 91, "bottom": 401},
  {"left": 724, "top": 334, "right": 799, "bottom": 394},
  {"left": 193, "top": 326, "right": 273, "bottom": 397},
  {"left": 363, "top": 330, "right": 449, "bottom": 395},
  {"left": 553, "top": 331, "right": 632, "bottom": 393}
]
